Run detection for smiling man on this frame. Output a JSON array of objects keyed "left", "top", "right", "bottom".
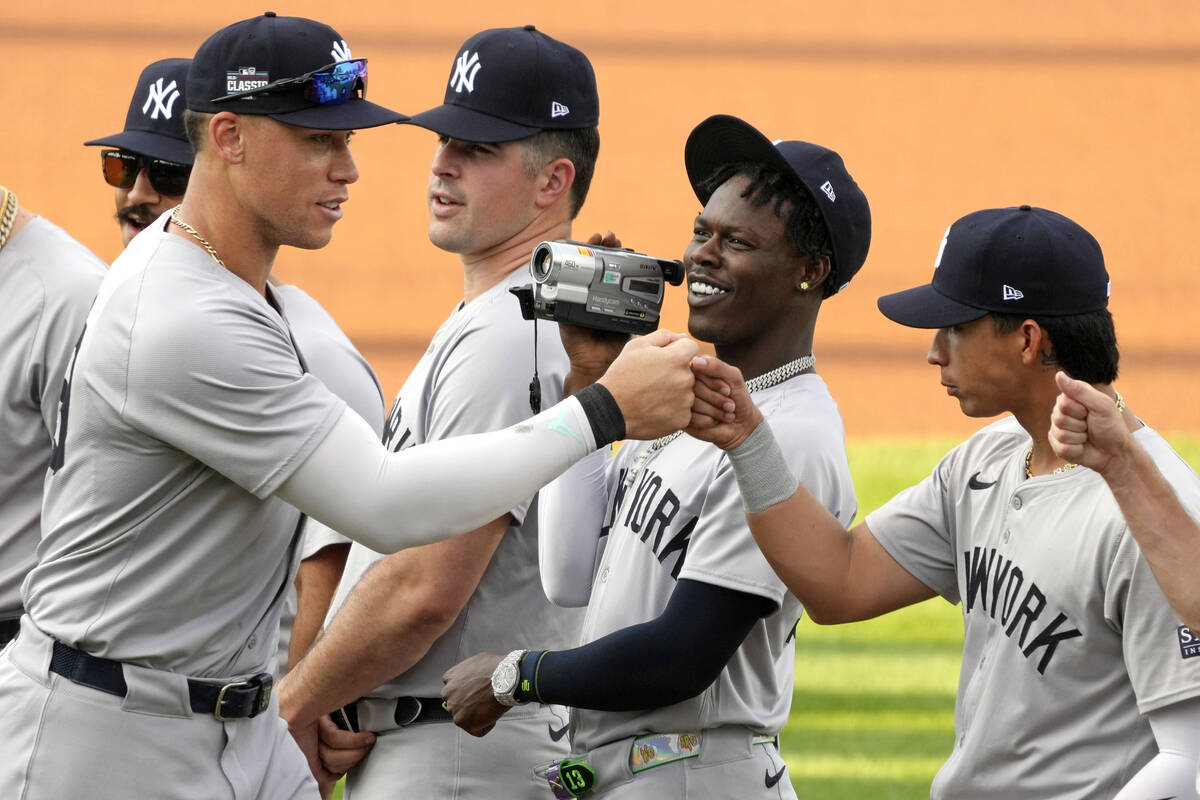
[
  {"left": 85, "top": 57, "right": 387, "bottom": 685},
  {"left": 0, "top": 15, "right": 696, "bottom": 800},
  {"left": 688, "top": 206, "right": 1200, "bottom": 798},
  {"left": 440, "top": 114, "right": 871, "bottom": 800},
  {"left": 278, "top": 25, "right": 599, "bottom": 799}
]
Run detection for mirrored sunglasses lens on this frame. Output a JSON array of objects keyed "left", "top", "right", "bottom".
[
  {"left": 101, "top": 152, "right": 138, "bottom": 189},
  {"left": 304, "top": 61, "right": 367, "bottom": 105}
]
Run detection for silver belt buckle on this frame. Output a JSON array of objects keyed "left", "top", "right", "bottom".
[{"left": 214, "top": 679, "right": 254, "bottom": 722}]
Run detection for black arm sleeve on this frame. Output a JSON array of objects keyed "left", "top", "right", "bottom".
[{"left": 532, "top": 578, "right": 776, "bottom": 711}]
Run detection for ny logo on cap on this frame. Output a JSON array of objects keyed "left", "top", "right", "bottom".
[
  {"left": 820, "top": 181, "right": 836, "bottom": 202},
  {"left": 142, "top": 77, "right": 181, "bottom": 120},
  {"left": 332, "top": 40, "right": 352, "bottom": 63},
  {"left": 451, "top": 50, "right": 482, "bottom": 94},
  {"left": 933, "top": 225, "right": 952, "bottom": 269},
  {"left": 551, "top": 101, "right": 569, "bottom": 118},
  {"left": 1002, "top": 285, "right": 1025, "bottom": 301}
]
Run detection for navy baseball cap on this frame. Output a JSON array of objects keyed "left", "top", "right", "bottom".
[
  {"left": 684, "top": 114, "right": 871, "bottom": 294},
  {"left": 877, "top": 205, "right": 1109, "bottom": 329},
  {"left": 84, "top": 58, "right": 194, "bottom": 165},
  {"left": 406, "top": 25, "right": 599, "bottom": 143},
  {"left": 186, "top": 12, "right": 406, "bottom": 130}
]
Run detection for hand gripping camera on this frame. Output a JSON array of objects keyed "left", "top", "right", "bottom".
[{"left": 512, "top": 240, "right": 684, "bottom": 335}]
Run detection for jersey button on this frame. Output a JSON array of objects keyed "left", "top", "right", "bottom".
[
  {"left": 247, "top": 634, "right": 257, "bottom": 649},
  {"left": 1011, "top": 496, "right": 1023, "bottom": 510},
  {"left": 600, "top": 566, "right": 610, "bottom": 583}
]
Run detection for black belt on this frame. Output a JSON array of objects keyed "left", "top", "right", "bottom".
[
  {"left": 0, "top": 618, "right": 19, "bottom": 646},
  {"left": 49, "top": 640, "right": 273, "bottom": 720}
]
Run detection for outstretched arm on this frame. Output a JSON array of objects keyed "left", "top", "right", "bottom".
[
  {"left": 277, "top": 331, "right": 698, "bottom": 555},
  {"left": 1051, "top": 371, "right": 1200, "bottom": 631},
  {"left": 686, "top": 356, "right": 934, "bottom": 623}
]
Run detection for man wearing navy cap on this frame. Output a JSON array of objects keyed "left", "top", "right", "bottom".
[
  {"left": 278, "top": 25, "right": 601, "bottom": 799},
  {"left": 85, "top": 58, "right": 195, "bottom": 246},
  {"left": 441, "top": 114, "right": 870, "bottom": 799},
  {"left": 84, "top": 57, "right": 387, "bottom": 688},
  {"left": 0, "top": 14, "right": 697, "bottom": 800},
  {"left": 688, "top": 205, "right": 1200, "bottom": 797}
]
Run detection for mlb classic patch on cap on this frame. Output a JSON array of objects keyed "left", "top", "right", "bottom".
[
  {"left": 83, "top": 58, "right": 194, "bottom": 165},
  {"left": 877, "top": 205, "right": 1109, "bottom": 329},
  {"left": 185, "top": 12, "right": 406, "bottom": 130},
  {"left": 406, "top": 25, "right": 599, "bottom": 143},
  {"left": 683, "top": 114, "right": 872, "bottom": 294}
]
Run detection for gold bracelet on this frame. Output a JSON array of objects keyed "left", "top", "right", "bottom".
[{"left": 1114, "top": 390, "right": 1126, "bottom": 413}]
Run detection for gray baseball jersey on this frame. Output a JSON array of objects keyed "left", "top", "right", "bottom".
[
  {"left": 329, "top": 267, "right": 579, "bottom": 797},
  {"left": 27, "top": 220, "right": 345, "bottom": 678},
  {"left": 554, "top": 374, "right": 856, "bottom": 754},
  {"left": 0, "top": 217, "right": 105, "bottom": 623},
  {"left": 271, "top": 283, "right": 385, "bottom": 676},
  {"left": 867, "top": 416, "right": 1200, "bottom": 798}
]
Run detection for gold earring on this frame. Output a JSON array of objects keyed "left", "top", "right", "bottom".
[{"left": 799, "top": 281, "right": 809, "bottom": 291}]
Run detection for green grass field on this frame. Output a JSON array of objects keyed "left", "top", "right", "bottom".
[{"left": 330, "top": 434, "right": 1200, "bottom": 800}]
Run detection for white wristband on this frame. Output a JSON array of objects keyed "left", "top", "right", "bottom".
[{"left": 727, "top": 422, "right": 799, "bottom": 514}]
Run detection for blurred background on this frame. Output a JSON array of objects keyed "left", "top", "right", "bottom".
[{"left": 3, "top": 1, "right": 1198, "bottom": 438}]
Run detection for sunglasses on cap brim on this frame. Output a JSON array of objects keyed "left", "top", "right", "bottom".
[
  {"left": 211, "top": 58, "right": 368, "bottom": 106},
  {"left": 101, "top": 150, "right": 191, "bottom": 197}
]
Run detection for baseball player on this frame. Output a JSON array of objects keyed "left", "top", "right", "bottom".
[
  {"left": 0, "top": 13, "right": 696, "bottom": 800},
  {"left": 441, "top": 115, "right": 872, "bottom": 800},
  {"left": 84, "top": 56, "right": 387, "bottom": 679},
  {"left": 277, "top": 25, "right": 595, "bottom": 798},
  {"left": 0, "top": 185, "right": 106, "bottom": 651},
  {"left": 84, "top": 58, "right": 194, "bottom": 247},
  {"left": 689, "top": 206, "right": 1200, "bottom": 797}
]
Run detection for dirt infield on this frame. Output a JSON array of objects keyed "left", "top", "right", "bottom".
[{"left": 4, "top": 1, "right": 1198, "bottom": 436}]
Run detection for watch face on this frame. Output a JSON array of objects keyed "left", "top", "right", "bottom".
[{"left": 492, "top": 660, "right": 519, "bottom": 694}]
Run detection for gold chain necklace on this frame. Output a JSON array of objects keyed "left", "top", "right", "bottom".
[
  {"left": 169, "top": 207, "right": 227, "bottom": 269},
  {"left": 1025, "top": 390, "right": 1126, "bottom": 478},
  {"left": 0, "top": 185, "right": 20, "bottom": 252}
]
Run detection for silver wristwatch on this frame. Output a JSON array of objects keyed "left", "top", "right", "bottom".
[{"left": 491, "top": 649, "right": 528, "bottom": 707}]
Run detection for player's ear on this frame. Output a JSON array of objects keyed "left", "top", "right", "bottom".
[
  {"left": 209, "top": 112, "right": 248, "bottom": 165},
  {"left": 533, "top": 157, "right": 575, "bottom": 211},
  {"left": 794, "top": 254, "right": 831, "bottom": 294}
]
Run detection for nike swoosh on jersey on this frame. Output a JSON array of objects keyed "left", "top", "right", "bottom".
[
  {"left": 968, "top": 472, "right": 996, "bottom": 490},
  {"left": 765, "top": 765, "right": 787, "bottom": 788},
  {"left": 548, "top": 722, "right": 569, "bottom": 742}
]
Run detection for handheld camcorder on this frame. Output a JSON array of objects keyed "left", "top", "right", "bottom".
[{"left": 511, "top": 240, "right": 684, "bottom": 335}]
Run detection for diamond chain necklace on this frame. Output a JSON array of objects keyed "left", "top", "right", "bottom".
[
  {"left": 169, "top": 207, "right": 227, "bottom": 270},
  {"left": 620, "top": 353, "right": 816, "bottom": 492}
]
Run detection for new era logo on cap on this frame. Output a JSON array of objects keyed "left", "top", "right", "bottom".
[
  {"left": 551, "top": 101, "right": 569, "bottom": 118},
  {"left": 142, "top": 77, "right": 181, "bottom": 120},
  {"left": 451, "top": 50, "right": 482, "bottom": 94},
  {"left": 819, "top": 180, "right": 836, "bottom": 202},
  {"left": 1002, "top": 285, "right": 1024, "bottom": 301}
]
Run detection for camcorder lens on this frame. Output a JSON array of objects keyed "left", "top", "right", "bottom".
[{"left": 533, "top": 245, "right": 554, "bottom": 282}]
